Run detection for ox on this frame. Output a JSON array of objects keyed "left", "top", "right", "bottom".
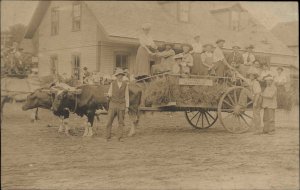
[
  {"left": 51, "top": 84, "right": 142, "bottom": 137},
  {"left": 22, "top": 88, "right": 72, "bottom": 135}
]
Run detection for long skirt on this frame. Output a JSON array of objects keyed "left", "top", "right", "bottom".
[
  {"left": 276, "top": 84, "right": 291, "bottom": 110},
  {"left": 134, "top": 46, "right": 151, "bottom": 77},
  {"left": 214, "top": 60, "right": 226, "bottom": 77},
  {"left": 191, "top": 53, "right": 204, "bottom": 75}
]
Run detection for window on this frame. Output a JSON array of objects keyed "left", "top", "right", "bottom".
[
  {"left": 71, "top": 54, "right": 80, "bottom": 80},
  {"left": 231, "top": 11, "right": 240, "bottom": 31},
  {"left": 115, "top": 54, "right": 129, "bottom": 70},
  {"left": 178, "top": 2, "right": 190, "bottom": 22},
  {"left": 72, "top": 2, "right": 81, "bottom": 31},
  {"left": 50, "top": 55, "right": 58, "bottom": 75},
  {"left": 51, "top": 7, "right": 59, "bottom": 35}
]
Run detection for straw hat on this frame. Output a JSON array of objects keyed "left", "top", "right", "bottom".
[
  {"left": 245, "top": 45, "right": 254, "bottom": 50},
  {"left": 163, "top": 42, "right": 174, "bottom": 48},
  {"left": 277, "top": 67, "right": 284, "bottom": 71},
  {"left": 203, "top": 43, "right": 214, "bottom": 48},
  {"left": 194, "top": 35, "right": 201, "bottom": 39},
  {"left": 246, "top": 68, "right": 259, "bottom": 78},
  {"left": 263, "top": 74, "right": 274, "bottom": 81},
  {"left": 232, "top": 45, "right": 241, "bottom": 49},
  {"left": 181, "top": 43, "right": 193, "bottom": 51},
  {"left": 113, "top": 68, "right": 126, "bottom": 76},
  {"left": 216, "top": 39, "right": 225, "bottom": 44}
]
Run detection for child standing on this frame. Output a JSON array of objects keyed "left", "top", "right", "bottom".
[
  {"left": 106, "top": 68, "right": 129, "bottom": 142},
  {"left": 261, "top": 75, "right": 277, "bottom": 134}
]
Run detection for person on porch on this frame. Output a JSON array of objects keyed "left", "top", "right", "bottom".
[{"left": 134, "top": 23, "right": 157, "bottom": 80}]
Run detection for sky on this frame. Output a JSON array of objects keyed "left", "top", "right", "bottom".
[{"left": 0, "top": 1, "right": 298, "bottom": 31}]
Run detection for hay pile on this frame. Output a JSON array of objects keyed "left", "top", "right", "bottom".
[{"left": 144, "top": 77, "right": 228, "bottom": 107}]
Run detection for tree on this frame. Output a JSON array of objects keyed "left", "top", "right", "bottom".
[{"left": 8, "top": 24, "right": 27, "bottom": 44}]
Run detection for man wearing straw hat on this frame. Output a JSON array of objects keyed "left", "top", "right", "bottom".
[
  {"left": 105, "top": 68, "right": 129, "bottom": 142},
  {"left": 261, "top": 74, "right": 277, "bottom": 134},
  {"left": 213, "top": 39, "right": 233, "bottom": 77}
]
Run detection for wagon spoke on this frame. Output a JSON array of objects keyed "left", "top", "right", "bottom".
[
  {"left": 201, "top": 112, "right": 204, "bottom": 127},
  {"left": 240, "top": 114, "right": 250, "bottom": 127},
  {"left": 206, "top": 111, "right": 215, "bottom": 120},
  {"left": 234, "top": 90, "right": 238, "bottom": 104},
  {"left": 196, "top": 113, "right": 202, "bottom": 126},
  {"left": 223, "top": 112, "right": 234, "bottom": 120},
  {"left": 246, "top": 100, "right": 253, "bottom": 107},
  {"left": 242, "top": 112, "right": 253, "bottom": 120},
  {"left": 227, "top": 94, "right": 235, "bottom": 105},
  {"left": 190, "top": 111, "right": 199, "bottom": 121},
  {"left": 204, "top": 112, "right": 210, "bottom": 126},
  {"left": 223, "top": 99, "right": 233, "bottom": 107}
]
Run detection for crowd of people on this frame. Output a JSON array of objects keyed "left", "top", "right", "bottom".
[{"left": 131, "top": 23, "right": 291, "bottom": 136}]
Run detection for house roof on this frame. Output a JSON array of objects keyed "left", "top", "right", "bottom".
[
  {"left": 24, "top": 1, "right": 295, "bottom": 56},
  {"left": 271, "top": 21, "right": 299, "bottom": 47},
  {"left": 210, "top": 2, "right": 247, "bottom": 13},
  {"left": 85, "top": 1, "right": 236, "bottom": 45}
]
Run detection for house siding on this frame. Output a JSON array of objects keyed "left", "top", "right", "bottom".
[
  {"left": 98, "top": 41, "right": 138, "bottom": 75},
  {"left": 37, "top": 1, "right": 98, "bottom": 78}
]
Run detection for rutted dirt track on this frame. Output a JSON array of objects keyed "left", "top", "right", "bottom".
[{"left": 1, "top": 103, "right": 299, "bottom": 190}]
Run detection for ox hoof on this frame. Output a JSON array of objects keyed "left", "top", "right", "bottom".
[
  {"left": 83, "top": 127, "right": 89, "bottom": 137},
  {"left": 58, "top": 125, "right": 65, "bottom": 133},
  {"left": 86, "top": 127, "right": 93, "bottom": 137}
]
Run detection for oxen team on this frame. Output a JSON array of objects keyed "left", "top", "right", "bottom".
[{"left": 22, "top": 83, "right": 143, "bottom": 137}]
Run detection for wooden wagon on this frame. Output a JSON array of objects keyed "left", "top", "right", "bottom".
[{"left": 138, "top": 74, "right": 254, "bottom": 134}]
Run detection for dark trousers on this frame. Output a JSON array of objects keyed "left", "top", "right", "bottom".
[
  {"left": 263, "top": 108, "right": 275, "bottom": 133},
  {"left": 106, "top": 106, "right": 125, "bottom": 139}
]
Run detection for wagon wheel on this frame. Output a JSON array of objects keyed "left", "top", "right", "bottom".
[
  {"left": 185, "top": 110, "right": 218, "bottom": 129},
  {"left": 218, "top": 86, "right": 253, "bottom": 133}
]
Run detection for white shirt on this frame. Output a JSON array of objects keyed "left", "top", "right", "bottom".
[
  {"left": 139, "top": 34, "right": 156, "bottom": 48},
  {"left": 274, "top": 73, "right": 287, "bottom": 84},
  {"left": 213, "top": 46, "right": 225, "bottom": 62},
  {"left": 242, "top": 52, "right": 255, "bottom": 65},
  {"left": 192, "top": 42, "right": 203, "bottom": 53}
]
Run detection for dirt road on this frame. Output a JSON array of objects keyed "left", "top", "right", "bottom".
[{"left": 1, "top": 103, "right": 299, "bottom": 190}]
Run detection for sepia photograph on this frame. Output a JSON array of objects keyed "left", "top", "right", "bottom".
[{"left": 1, "top": 1, "right": 299, "bottom": 189}]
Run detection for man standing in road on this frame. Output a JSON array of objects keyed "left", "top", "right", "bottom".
[{"left": 105, "top": 68, "right": 129, "bottom": 142}]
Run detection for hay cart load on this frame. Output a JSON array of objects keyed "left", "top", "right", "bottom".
[{"left": 139, "top": 74, "right": 254, "bottom": 133}]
